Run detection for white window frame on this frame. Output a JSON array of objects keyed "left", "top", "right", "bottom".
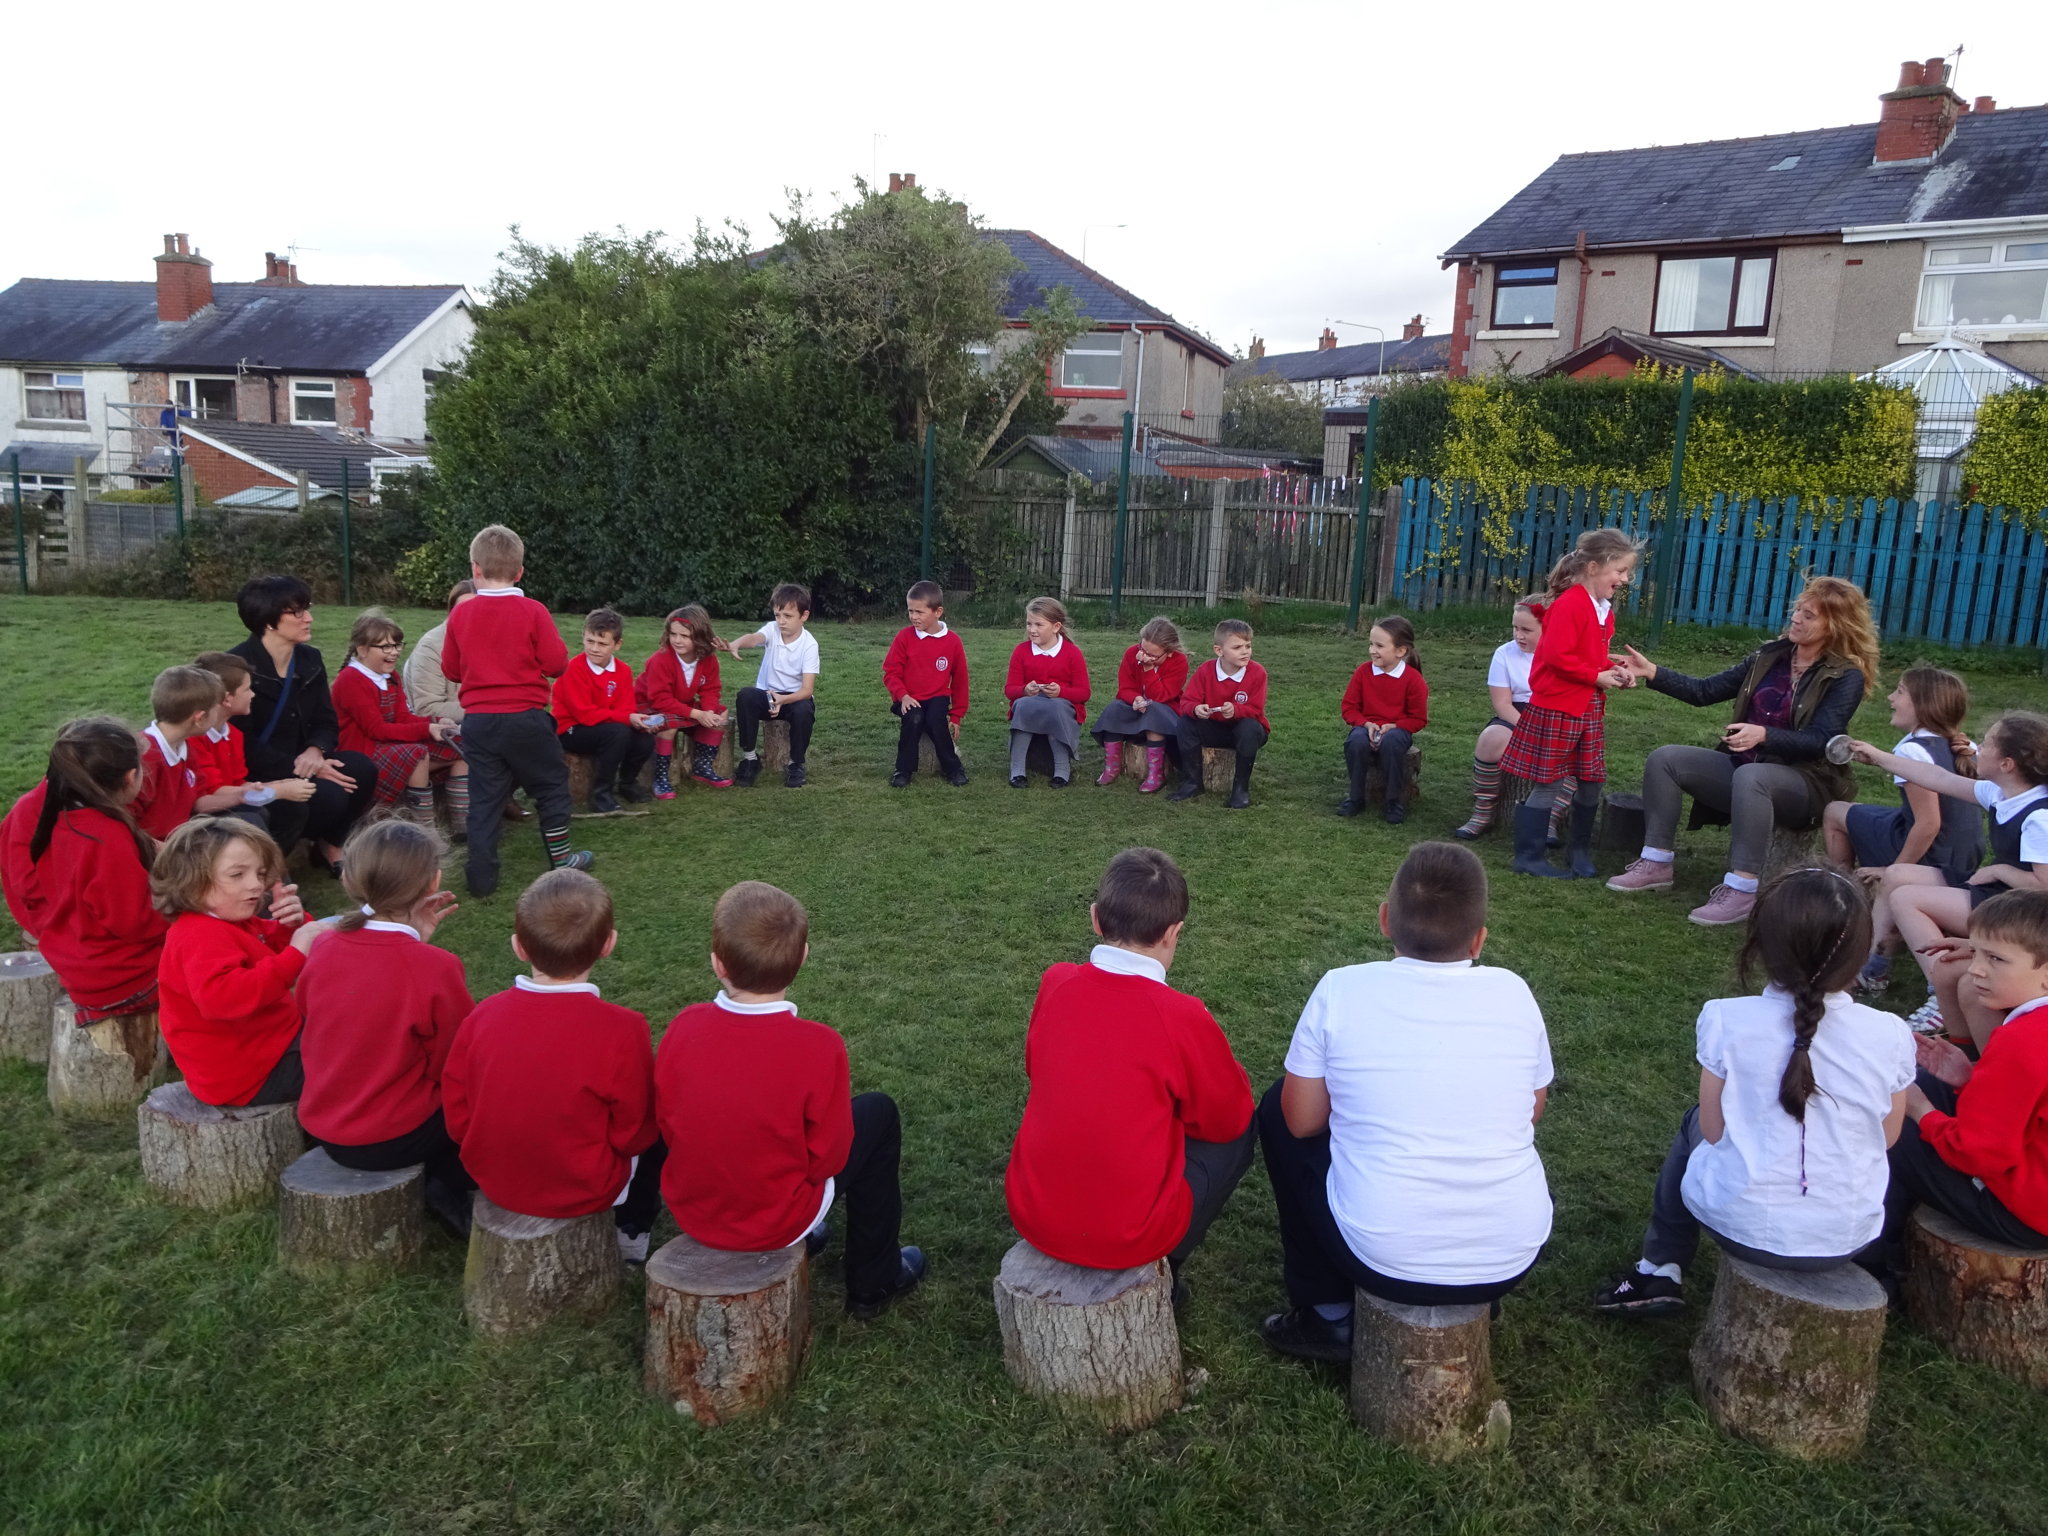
[
  {"left": 290, "top": 377, "right": 339, "bottom": 424},
  {"left": 1058, "top": 332, "right": 1126, "bottom": 393},
  {"left": 172, "top": 374, "right": 238, "bottom": 422},
  {"left": 1917, "top": 240, "right": 2048, "bottom": 332},
  {"left": 23, "top": 370, "right": 87, "bottom": 422}
]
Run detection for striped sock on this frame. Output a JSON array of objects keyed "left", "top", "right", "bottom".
[
  {"left": 404, "top": 784, "right": 435, "bottom": 826},
  {"left": 542, "top": 824, "right": 572, "bottom": 865},
  {"left": 443, "top": 774, "right": 469, "bottom": 825}
]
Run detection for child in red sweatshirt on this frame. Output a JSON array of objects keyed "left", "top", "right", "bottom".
[
  {"left": 883, "top": 580, "right": 970, "bottom": 788},
  {"left": 554, "top": 606, "right": 656, "bottom": 814},
  {"left": 636, "top": 604, "right": 731, "bottom": 795},
  {"left": 1006, "top": 848, "right": 1254, "bottom": 1296},
  {"left": 1171, "top": 619, "right": 1270, "bottom": 809},
  {"left": 439, "top": 524, "right": 591, "bottom": 896},
  {"left": 153, "top": 818, "right": 325, "bottom": 1107},
  {"left": 442, "top": 868, "right": 663, "bottom": 1261},
  {"left": 1093, "top": 616, "right": 1189, "bottom": 794},
  {"left": 1338, "top": 615, "right": 1429, "bottom": 826},
  {"left": 1003, "top": 596, "right": 1090, "bottom": 788},
  {"left": 332, "top": 610, "right": 467, "bottom": 829},
  {"left": 189, "top": 651, "right": 318, "bottom": 834},
  {"left": 655, "top": 881, "right": 926, "bottom": 1318},
  {"left": 132, "top": 665, "right": 225, "bottom": 841},
  {"left": 297, "top": 819, "right": 477, "bottom": 1236}
]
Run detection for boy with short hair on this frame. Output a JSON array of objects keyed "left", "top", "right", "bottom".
[
  {"left": 132, "top": 665, "right": 226, "bottom": 839},
  {"left": 190, "top": 651, "right": 317, "bottom": 829},
  {"left": 1258, "top": 841, "right": 1553, "bottom": 1361},
  {"left": 655, "top": 880, "right": 926, "bottom": 1319},
  {"left": 442, "top": 868, "right": 664, "bottom": 1259},
  {"left": 1171, "top": 619, "right": 1270, "bottom": 810},
  {"left": 1005, "top": 848, "right": 1254, "bottom": 1301},
  {"left": 554, "top": 607, "right": 656, "bottom": 814},
  {"left": 881, "top": 580, "right": 969, "bottom": 788},
  {"left": 1884, "top": 889, "right": 2048, "bottom": 1255},
  {"left": 717, "top": 583, "right": 819, "bottom": 789},
  {"left": 439, "top": 524, "right": 592, "bottom": 896}
]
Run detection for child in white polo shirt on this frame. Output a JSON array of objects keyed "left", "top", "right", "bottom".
[
  {"left": 718, "top": 582, "right": 821, "bottom": 789},
  {"left": 1258, "top": 841, "right": 1553, "bottom": 1361}
]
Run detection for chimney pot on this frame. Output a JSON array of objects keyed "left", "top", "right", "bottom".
[
  {"left": 1249, "top": 336, "right": 1265, "bottom": 361},
  {"left": 1923, "top": 56, "right": 1946, "bottom": 85},
  {"left": 1318, "top": 327, "right": 1337, "bottom": 352},
  {"left": 1876, "top": 53, "right": 1963, "bottom": 163},
  {"left": 175, "top": 233, "right": 189, "bottom": 255},
  {"left": 1974, "top": 95, "right": 1995, "bottom": 114},
  {"left": 1402, "top": 314, "right": 1425, "bottom": 341},
  {"left": 1898, "top": 60, "right": 1923, "bottom": 88},
  {"left": 162, "top": 234, "right": 177, "bottom": 255}
]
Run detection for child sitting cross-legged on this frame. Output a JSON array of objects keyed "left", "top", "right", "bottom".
[
  {"left": 1005, "top": 848, "right": 1254, "bottom": 1305},
  {"left": 636, "top": 604, "right": 732, "bottom": 795},
  {"left": 1593, "top": 868, "right": 1913, "bottom": 1317},
  {"left": 1337, "top": 615, "right": 1428, "bottom": 825},
  {"left": 1258, "top": 842, "right": 1552, "bottom": 1360},
  {"left": 332, "top": 610, "right": 467, "bottom": 831},
  {"left": 655, "top": 881, "right": 927, "bottom": 1319}
]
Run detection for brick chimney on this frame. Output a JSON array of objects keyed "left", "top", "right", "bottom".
[
  {"left": 1248, "top": 336, "right": 1265, "bottom": 361},
  {"left": 1318, "top": 327, "right": 1337, "bottom": 351},
  {"left": 1402, "top": 314, "right": 1425, "bottom": 342},
  {"left": 887, "top": 171, "right": 917, "bottom": 193},
  {"left": 257, "top": 251, "right": 302, "bottom": 286},
  {"left": 1972, "top": 95, "right": 1996, "bottom": 114},
  {"left": 1875, "top": 56, "right": 1964, "bottom": 163},
  {"left": 154, "top": 233, "right": 214, "bottom": 322}
]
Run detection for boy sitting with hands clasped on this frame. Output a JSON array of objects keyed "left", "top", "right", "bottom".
[
  {"left": 882, "top": 580, "right": 969, "bottom": 788},
  {"left": 554, "top": 607, "right": 657, "bottom": 814},
  {"left": 717, "top": 583, "right": 820, "bottom": 789},
  {"left": 1172, "top": 619, "right": 1270, "bottom": 809}
]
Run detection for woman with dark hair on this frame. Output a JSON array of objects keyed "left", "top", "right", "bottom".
[
  {"left": 227, "top": 574, "right": 378, "bottom": 873},
  {"left": 1606, "top": 575, "right": 1879, "bottom": 927}
]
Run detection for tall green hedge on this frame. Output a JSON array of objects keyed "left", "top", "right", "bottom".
[{"left": 1963, "top": 386, "right": 2048, "bottom": 529}]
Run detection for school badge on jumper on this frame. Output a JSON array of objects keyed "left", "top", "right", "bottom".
[{"left": 935, "top": 657, "right": 949, "bottom": 670}]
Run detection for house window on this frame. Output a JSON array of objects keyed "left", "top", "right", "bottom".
[
  {"left": 172, "top": 376, "right": 237, "bottom": 421},
  {"left": 1059, "top": 332, "right": 1125, "bottom": 391},
  {"left": 1490, "top": 265, "right": 1558, "bottom": 328},
  {"left": 964, "top": 344, "right": 997, "bottom": 376},
  {"left": 291, "top": 379, "right": 338, "bottom": 424},
  {"left": 1917, "top": 240, "right": 2048, "bottom": 330},
  {"left": 24, "top": 371, "right": 86, "bottom": 421},
  {"left": 1653, "top": 252, "right": 1775, "bottom": 335}
]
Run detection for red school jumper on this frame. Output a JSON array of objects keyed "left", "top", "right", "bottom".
[
  {"left": 1177, "top": 660, "right": 1271, "bottom": 731},
  {"left": 190, "top": 725, "right": 250, "bottom": 797},
  {"left": 636, "top": 648, "right": 725, "bottom": 746},
  {"left": 655, "top": 998, "right": 853, "bottom": 1251},
  {"left": 442, "top": 982, "right": 657, "bottom": 1218},
  {"left": 1003, "top": 640, "right": 1091, "bottom": 723},
  {"left": 296, "top": 926, "right": 474, "bottom": 1147},
  {"left": 882, "top": 626, "right": 971, "bottom": 718},
  {"left": 440, "top": 589, "right": 567, "bottom": 714},
  {"left": 1918, "top": 997, "right": 2048, "bottom": 1232},
  {"left": 1341, "top": 662, "right": 1429, "bottom": 733},
  {"left": 1, "top": 783, "right": 48, "bottom": 937},
  {"left": 1500, "top": 584, "right": 1615, "bottom": 785},
  {"left": 132, "top": 728, "right": 204, "bottom": 840},
  {"left": 1006, "top": 959, "right": 1254, "bottom": 1269},
  {"left": 20, "top": 805, "right": 167, "bottom": 1017},
  {"left": 552, "top": 656, "right": 639, "bottom": 733},
  {"left": 1114, "top": 646, "right": 1189, "bottom": 709},
  {"left": 158, "top": 912, "right": 306, "bottom": 1107}
]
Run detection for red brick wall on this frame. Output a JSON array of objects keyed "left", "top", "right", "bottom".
[
  {"left": 339, "top": 376, "right": 371, "bottom": 432},
  {"left": 183, "top": 439, "right": 291, "bottom": 502},
  {"left": 1448, "top": 262, "right": 1478, "bottom": 379}
]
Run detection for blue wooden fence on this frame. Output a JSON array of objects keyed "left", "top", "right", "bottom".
[{"left": 1390, "top": 478, "right": 2048, "bottom": 649}]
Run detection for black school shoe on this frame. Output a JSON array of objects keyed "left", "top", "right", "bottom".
[
  {"left": 785, "top": 762, "right": 807, "bottom": 788},
  {"left": 1260, "top": 1307, "right": 1352, "bottom": 1362},
  {"left": 946, "top": 769, "right": 970, "bottom": 787},
  {"left": 591, "top": 789, "right": 622, "bottom": 815},
  {"left": 1592, "top": 1269, "right": 1684, "bottom": 1317},
  {"left": 890, "top": 772, "right": 911, "bottom": 789},
  {"left": 847, "top": 1245, "right": 927, "bottom": 1320},
  {"left": 1383, "top": 801, "right": 1407, "bottom": 825},
  {"left": 735, "top": 758, "right": 762, "bottom": 787},
  {"left": 618, "top": 779, "right": 652, "bottom": 804}
]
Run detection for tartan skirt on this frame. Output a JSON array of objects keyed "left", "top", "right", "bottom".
[
  {"left": 1499, "top": 698, "right": 1606, "bottom": 785},
  {"left": 366, "top": 738, "right": 462, "bottom": 804}
]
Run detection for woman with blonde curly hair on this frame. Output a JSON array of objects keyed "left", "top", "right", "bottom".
[{"left": 1605, "top": 576, "right": 1878, "bottom": 927}]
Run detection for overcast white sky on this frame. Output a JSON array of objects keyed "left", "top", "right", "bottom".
[{"left": 11, "top": 1, "right": 2045, "bottom": 358}]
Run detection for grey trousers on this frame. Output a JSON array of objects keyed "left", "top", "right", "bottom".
[{"left": 1642, "top": 744, "right": 1815, "bottom": 874}]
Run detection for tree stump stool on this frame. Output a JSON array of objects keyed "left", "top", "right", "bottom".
[
  {"left": 644, "top": 1233, "right": 810, "bottom": 1425},
  {"left": 1198, "top": 748, "right": 1235, "bottom": 793},
  {"left": 137, "top": 1082, "right": 303, "bottom": 1209},
  {"left": 756, "top": 719, "right": 793, "bottom": 773},
  {"left": 1763, "top": 826, "right": 1822, "bottom": 880},
  {"left": 1354, "top": 744, "right": 1424, "bottom": 806},
  {"left": 1598, "top": 791, "right": 1647, "bottom": 853},
  {"left": 1349, "top": 1292, "right": 1509, "bottom": 1461},
  {"left": 47, "top": 1006, "right": 169, "bottom": 1117},
  {"left": 1905, "top": 1207, "right": 2048, "bottom": 1389},
  {"left": 277, "top": 1148, "right": 426, "bottom": 1279},
  {"left": 0, "top": 951, "right": 60, "bottom": 1063},
  {"left": 464, "top": 1193, "right": 622, "bottom": 1337},
  {"left": 1120, "top": 741, "right": 1149, "bottom": 779},
  {"left": 1689, "top": 1257, "right": 1888, "bottom": 1459},
  {"left": 992, "top": 1240, "right": 1182, "bottom": 1432}
]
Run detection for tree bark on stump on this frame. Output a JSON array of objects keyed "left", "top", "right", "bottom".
[
  {"left": 277, "top": 1148, "right": 426, "bottom": 1279},
  {"left": 644, "top": 1233, "right": 810, "bottom": 1424},
  {"left": 1597, "top": 791, "right": 1647, "bottom": 853},
  {"left": 137, "top": 1083, "right": 303, "bottom": 1208},
  {"left": 0, "top": 952, "right": 60, "bottom": 1063},
  {"left": 1905, "top": 1207, "right": 2048, "bottom": 1389},
  {"left": 1199, "top": 749, "right": 1234, "bottom": 794},
  {"left": 1763, "top": 826, "right": 1822, "bottom": 880},
  {"left": 1120, "top": 741, "right": 1148, "bottom": 778},
  {"left": 758, "top": 720, "right": 792, "bottom": 772},
  {"left": 1689, "top": 1257, "right": 1888, "bottom": 1459},
  {"left": 47, "top": 1006, "right": 168, "bottom": 1117},
  {"left": 463, "top": 1194, "right": 621, "bottom": 1337},
  {"left": 992, "top": 1240, "right": 1182, "bottom": 1432},
  {"left": 1356, "top": 744, "right": 1423, "bottom": 806},
  {"left": 1349, "top": 1292, "right": 1508, "bottom": 1460}
]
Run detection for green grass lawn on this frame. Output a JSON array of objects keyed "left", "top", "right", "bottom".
[{"left": 4, "top": 593, "right": 2048, "bottom": 1535}]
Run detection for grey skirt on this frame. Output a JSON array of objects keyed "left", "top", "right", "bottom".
[
  {"left": 1093, "top": 698, "right": 1172, "bottom": 741},
  {"left": 1010, "top": 695, "right": 1082, "bottom": 754}
]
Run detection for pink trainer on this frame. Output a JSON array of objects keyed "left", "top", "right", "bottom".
[
  {"left": 1605, "top": 859, "right": 1675, "bottom": 893},
  {"left": 1689, "top": 885, "right": 1757, "bottom": 927}
]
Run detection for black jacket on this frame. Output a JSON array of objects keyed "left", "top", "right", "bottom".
[{"left": 228, "top": 637, "right": 342, "bottom": 784}]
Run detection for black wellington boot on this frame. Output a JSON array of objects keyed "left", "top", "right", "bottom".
[
  {"left": 1511, "top": 802, "right": 1574, "bottom": 878},
  {"left": 1566, "top": 801, "right": 1600, "bottom": 879}
]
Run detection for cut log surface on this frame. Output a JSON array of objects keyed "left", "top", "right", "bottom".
[
  {"left": 47, "top": 1006, "right": 169, "bottom": 1116},
  {"left": 0, "top": 952, "right": 61, "bottom": 1063},
  {"left": 992, "top": 1240, "right": 1182, "bottom": 1432},
  {"left": 1690, "top": 1257, "right": 1887, "bottom": 1459},
  {"left": 644, "top": 1233, "right": 810, "bottom": 1425},
  {"left": 1905, "top": 1207, "right": 2048, "bottom": 1389},
  {"left": 1349, "top": 1292, "right": 1507, "bottom": 1461},
  {"left": 137, "top": 1083, "right": 302, "bottom": 1209},
  {"left": 464, "top": 1193, "right": 621, "bottom": 1337},
  {"left": 1199, "top": 748, "right": 1234, "bottom": 793},
  {"left": 277, "top": 1148, "right": 426, "bottom": 1278}
]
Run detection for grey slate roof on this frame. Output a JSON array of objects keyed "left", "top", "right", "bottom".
[
  {"left": 983, "top": 231, "right": 1233, "bottom": 365},
  {"left": 0, "top": 280, "right": 464, "bottom": 370},
  {"left": 1443, "top": 105, "right": 2048, "bottom": 259},
  {"left": 181, "top": 421, "right": 414, "bottom": 489},
  {"left": 1232, "top": 333, "right": 1452, "bottom": 384}
]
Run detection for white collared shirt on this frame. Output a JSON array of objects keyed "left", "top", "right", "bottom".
[
  {"left": 1216, "top": 661, "right": 1247, "bottom": 684},
  {"left": 474, "top": 584, "right": 525, "bottom": 597},
  {"left": 1591, "top": 596, "right": 1613, "bottom": 623},
  {"left": 713, "top": 990, "right": 799, "bottom": 1016},
  {"left": 585, "top": 655, "right": 617, "bottom": 676},
  {"left": 1371, "top": 659, "right": 1408, "bottom": 678},
  {"left": 1088, "top": 943, "right": 1167, "bottom": 985},
  {"left": 143, "top": 722, "right": 187, "bottom": 765},
  {"left": 1030, "top": 634, "right": 1065, "bottom": 658},
  {"left": 913, "top": 622, "right": 951, "bottom": 640},
  {"left": 514, "top": 974, "right": 600, "bottom": 997},
  {"left": 1975, "top": 780, "right": 2048, "bottom": 864},
  {"left": 678, "top": 656, "right": 698, "bottom": 685},
  {"left": 752, "top": 623, "right": 821, "bottom": 693},
  {"left": 206, "top": 723, "right": 234, "bottom": 744},
  {"left": 357, "top": 905, "right": 421, "bottom": 941},
  {"left": 346, "top": 658, "right": 391, "bottom": 691},
  {"left": 2007, "top": 996, "right": 2048, "bottom": 1027}
]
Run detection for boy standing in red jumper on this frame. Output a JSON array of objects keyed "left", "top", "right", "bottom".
[
  {"left": 1006, "top": 848, "right": 1254, "bottom": 1303},
  {"left": 132, "top": 666, "right": 225, "bottom": 840},
  {"left": 882, "top": 580, "right": 970, "bottom": 788},
  {"left": 553, "top": 607, "right": 656, "bottom": 814},
  {"left": 442, "top": 868, "right": 665, "bottom": 1260},
  {"left": 440, "top": 525, "right": 592, "bottom": 897},
  {"left": 1171, "top": 620, "right": 1270, "bottom": 809},
  {"left": 655, "top": 881, "right": 926, "bottom": 1318}
]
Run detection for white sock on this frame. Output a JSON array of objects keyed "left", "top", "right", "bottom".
[
  {"left": 1637, "top": 1259, "right": 1682, "bottom": 1283},
  {"left": 742, "top": 749, "right": 759, "bottom": 761},
  {"left": 1313, "top": 1302, "right": 1353, "bottom": 1322},
  {"left": 1639, "top": 847, "right": 1675, "bottom": 863},
  {"left": 1723, "top": 872, "right": 1759, "bottom": 894}
]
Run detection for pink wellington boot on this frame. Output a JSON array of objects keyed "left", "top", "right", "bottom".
[
  {"left": 1096, "top": 748, "right": 1123, "bottom": 787},
  {"left": 1139, "top": 745, "right": 1167, "bottom": 794}
]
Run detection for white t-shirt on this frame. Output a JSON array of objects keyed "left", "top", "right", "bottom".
[
  {"left": 752, "top": 623, "right": 821, "bottom": 694},
  {"left": 1486, "top": 641, "right": 1534, "bottom": 706},
  {"left": 1680, "top": 988, "right": 1915, "bottom": 1258},
  {"left": 1284, "top": 957, "right": 1553, "bottom": 1285},
  {"left": 1976, "top": 779, "right": 2048, "bottom": 863},
  {"left": 1890, "top": 730, "right": 1937, "bottom": 786}
]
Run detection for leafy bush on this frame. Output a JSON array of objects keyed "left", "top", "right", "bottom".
[{"left": 1964, "top": 386, "right": 2048, "bottom": 526}]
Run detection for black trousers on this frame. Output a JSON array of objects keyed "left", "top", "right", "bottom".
[
  {"left": 1167, "top": 1121, "right": 1257, "bottom": 1269},
  {"left": 616, "top": 1140, "right": 670, "bottom": 1236},
  {"left": 1344, "top": 726, "right": 1414, "bottom": 804},
  {"left": 893, "top": 696, "right": 963, "bottom": 777},
  {"left": 264, "top": 749, "right": 379, "bottom": 852},
  {"left": 459, "top": 709, "right": 572, "bottom": 895},
  {"left": 837, "top": 1092, "right": 906, "bottom": 1301},
  {"left": 1175, "top": 715, "right": 1267, "bottom": 785},
  {"left": 322, "top": 1107, "right": 474, "bottom": 1205},
  {"left": 737, "top": 689, "right": 815, "bottom": 765},
  {"left": 1885, "top": 1072, "right": 2048, "bottom": 1252},
  {"left": 239, "top": 1038, "right": 305, "bottom": 1108},
  {"left": 1641, "top": 1105, "right": 1868, "bottom": 1271},
  {"left": 1257, "top": 1078, "right": 1534, "bottom": 1308},
  {"left": 560, "top": 721, "right": 654, "bottom": 795}
]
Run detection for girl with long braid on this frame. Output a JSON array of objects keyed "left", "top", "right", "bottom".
[{"left": 1593, "top": 867, "right": 1915, "bottom": 1316}]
